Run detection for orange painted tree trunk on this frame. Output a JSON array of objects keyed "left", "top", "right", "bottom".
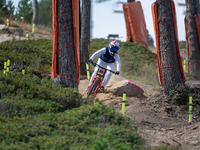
[
  {"left": 156, "top": 0, "right": 185, "bottom": 94},
  {"left": 185, "top": 0, "right": 200, "bottom": 79},
  {"left": 57, "top": 0, "right": 78, "bottom": 88}
]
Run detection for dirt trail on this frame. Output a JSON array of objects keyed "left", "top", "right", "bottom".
[{"left": 78, "top": 74, "right": 200, "bottom": 150}]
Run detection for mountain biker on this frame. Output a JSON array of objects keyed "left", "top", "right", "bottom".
[{"left": 87, "top": 40, "right": 121, "bottom": 92}]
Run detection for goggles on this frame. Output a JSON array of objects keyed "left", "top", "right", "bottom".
[{"left": 111, "top": 47, "right": 119, "bottom": 52}]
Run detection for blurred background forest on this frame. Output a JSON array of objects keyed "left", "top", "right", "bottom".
[{"left": 0, "top": 0, "right": 52, "bottom": 27}]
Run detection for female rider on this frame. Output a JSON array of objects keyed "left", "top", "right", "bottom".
[{"left": 86, "top": 40, "right": 121, "bottom": 92}]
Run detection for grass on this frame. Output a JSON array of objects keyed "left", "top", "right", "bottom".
[{"left": 179, "top": 41, "right": 187, "bottom": 49}]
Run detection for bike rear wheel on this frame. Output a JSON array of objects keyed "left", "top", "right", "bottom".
[{"left": 87, "top": 78, "right": 100, "bottom": 96}]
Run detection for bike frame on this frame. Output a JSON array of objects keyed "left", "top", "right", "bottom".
[
  {"left": 87, "top": 62, "right": 115, "bottom": 96},
  {"left": 89, "top": 76, "right": 103, "bottom": 95}
]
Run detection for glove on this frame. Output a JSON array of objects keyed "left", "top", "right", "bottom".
[
  {"left": 88, "top": 59, "right": 93, "bottom": 63},
  {"left": 115, "top": 71, "right": 120, "bottom": 75}
]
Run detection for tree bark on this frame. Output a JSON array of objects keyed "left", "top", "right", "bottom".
[
  {"left": 185, "top": 0, "right": 200, "bottom": 79},
  {"left": 157, "top": 0, "right": 184, "bottom": 94},
  {"left": 57, "top": 0, "right": 78, "bottom": 88},
  {"left": 80, "top": 0, "right": 90, "bottom": 75},
  {"left": 32, "top": 0, "right": 38, "bottom": 25},
  {"left": 196, "top": 0, "right": 200, "bottom": 14}
]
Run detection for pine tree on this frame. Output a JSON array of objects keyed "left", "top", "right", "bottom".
[
  {"left": 7, "top": 0, "right": 15, "bottom": 15},
  {"left": 0, "top": 0, "right": 8, "bottom": 17},
  {"left": 32, "top": 0, "right": 38, "bottom": 26},
  {"left": 185, "top": 0, "right": 200, "bottom": 79},
  {"left": 15, "top": 0, "right": 33, "bottom": 23},
  {"left": 156, "top": 0, "right": 185, "bottom": 94},
  {"left": 57, "top": 0, "right": 78, "bottom": 88},
  {"left": 38, "top": 0, "right": 52, "bottom": 27},
  {"left": 80, "top": 0, "right": 90, "bottom": 75}
]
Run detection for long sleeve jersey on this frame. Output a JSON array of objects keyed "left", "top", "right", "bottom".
[{"left": 89, "top": 47, "right": 121, "bottom": 72}]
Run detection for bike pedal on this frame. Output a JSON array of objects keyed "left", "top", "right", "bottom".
[{"left": 98, "top": 86, "right": 104, "bottom": 93}]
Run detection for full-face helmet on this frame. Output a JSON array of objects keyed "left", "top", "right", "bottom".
[{"left": 108, "top": 40, "right": 121, "bottom": 56}]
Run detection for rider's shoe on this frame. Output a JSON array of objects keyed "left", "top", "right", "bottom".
[
  {"left": 98, "top": 86, "right": 104, "bottom": 93},
  {"left": 86, "top": 85, "right": 91, "bottom": 92}
]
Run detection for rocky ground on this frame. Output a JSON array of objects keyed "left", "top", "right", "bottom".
[{"left": 0, "top": 24, "right": 52, "bottom": 43}]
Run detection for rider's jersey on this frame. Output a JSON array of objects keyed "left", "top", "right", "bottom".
[
  {"left": 100, "top": 47, "right": 116, "bottom": 63},
  {"left": 89, "top": 47, "right": 121, "bottom": 72}
]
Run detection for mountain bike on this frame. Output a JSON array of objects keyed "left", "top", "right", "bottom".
[{"left": 87, "top": 61, "right": 117, "bottom": 96}]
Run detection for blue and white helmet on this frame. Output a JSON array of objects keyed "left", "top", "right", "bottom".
[{"left": 108, "top": 40, "right": 121, "bottom": 56}]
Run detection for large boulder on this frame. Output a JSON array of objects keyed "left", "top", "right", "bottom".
[{"left": 105, "top": 79, "right": 144, "bottom": 96}]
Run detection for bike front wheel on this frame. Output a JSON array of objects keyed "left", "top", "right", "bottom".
[{"left": 87, "top": 78, "right": 101, "bottom": 96}]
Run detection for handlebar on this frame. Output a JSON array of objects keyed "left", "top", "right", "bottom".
[{"left": 89, "top": 61, "right": 116, "bottom": 74}]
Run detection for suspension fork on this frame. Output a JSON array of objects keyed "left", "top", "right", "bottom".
[{"left": 90, "top": 76, "right": 103, "bottom": 95}]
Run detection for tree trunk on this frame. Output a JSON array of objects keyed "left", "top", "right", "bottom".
[
  {"left": 80, "top": 0, "right": 90, "bottom": 75},
  {"left": 196, "top": 0, "right": 200, "bottom": 14},
  {"left": 185, "top": 0, "right": 200, "bottom": 79},
  {"left": 32, "top": 0, "right": 38, "bottom": 25},
  {"left": 127, "top": 0, "right": 135, "bottom": 2},
  {"left": 157, "top": 0, "right": 185, "bottom": 94},
  {"left": 57, "top": 0, "right": 78, "bottom": 88}
]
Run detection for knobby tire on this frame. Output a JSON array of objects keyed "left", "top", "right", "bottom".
[{"left": 87, "top": 78, "right": 100, "bottom": 96}]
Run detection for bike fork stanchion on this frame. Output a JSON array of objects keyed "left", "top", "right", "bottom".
[
  {"left": 86, "top": 63, "right": 90, "bottom": 79},
  {"left": 122, "top": 92, "right": 126, "bottom": 115}
]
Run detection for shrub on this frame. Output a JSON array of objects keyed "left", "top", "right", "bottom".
[
  {"left": 167, "top": 85, "right": 190, "bottom": 105},
  {"left": 167, "top": 84, "right": 200, "bottom": 116},
  {"left": 0, "top": 39, "right": 52, "bottom": 78},
  {"left": 0, "top": 97, "right": 63, "bottom": 117},
  {"left": 0, "top": 103, "right": 145, "bottom": 149},
  {"left": 0, "top": 72, "right": 94, "bottom": 117}
]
